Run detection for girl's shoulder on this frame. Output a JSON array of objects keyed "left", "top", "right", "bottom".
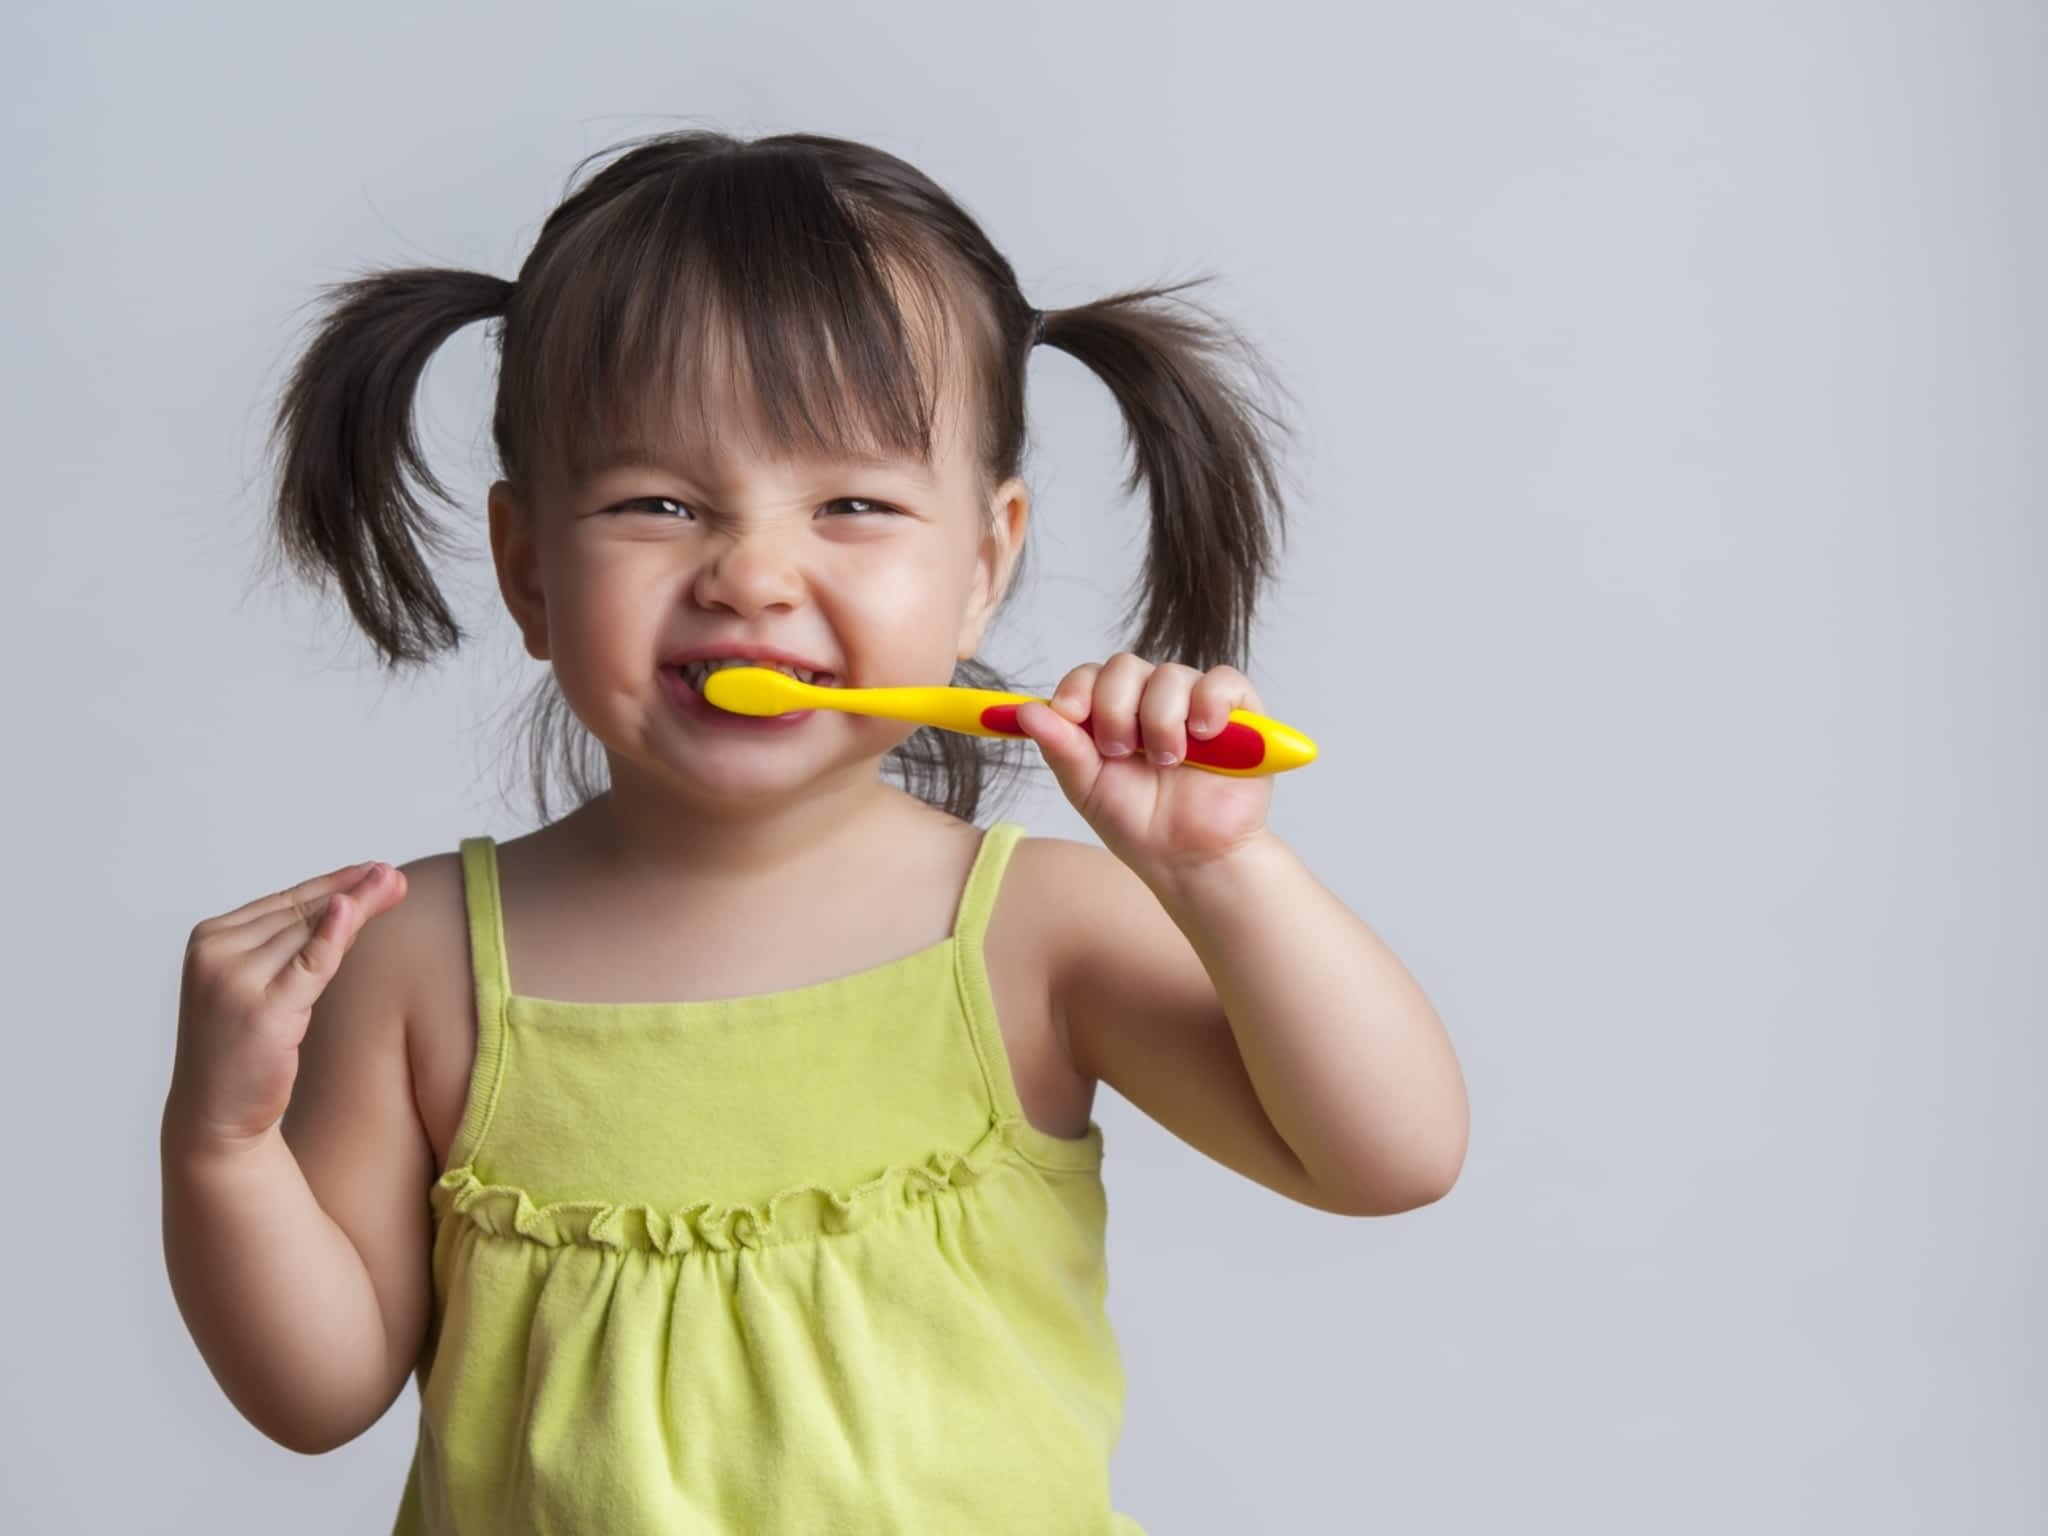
[
  {"left": 372, "top": 847, "right": 479, "bottom": 1172},
  {"left": 996, "top": 832, "right": 1130, "bottom": 1073},
  {"left": 997, "top": 831, "right": 1099, "bottom": 931}
]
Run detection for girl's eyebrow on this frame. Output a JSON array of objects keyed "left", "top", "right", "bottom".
[{"left": 575, "top": 443, "right": 936, "bottom": 485}]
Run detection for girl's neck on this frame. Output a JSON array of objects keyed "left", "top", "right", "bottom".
[{"left": 561, "top": 771, "right": 934, "bottom": 887}]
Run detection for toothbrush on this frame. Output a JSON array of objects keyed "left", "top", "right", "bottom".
[{"left": 700, "top": 666, "right": 1317, "bottom": 776}]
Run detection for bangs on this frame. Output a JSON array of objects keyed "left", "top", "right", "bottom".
[{"left": 507, "top": 145, "right": 973, "bottom": 493}]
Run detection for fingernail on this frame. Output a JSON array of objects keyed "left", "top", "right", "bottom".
[
  {"left": 1102, "top": 742, "right": 1131, "bottom": 757},
  {"left": 1151, "top": 751, "right": 1178, "bottom": 767}
]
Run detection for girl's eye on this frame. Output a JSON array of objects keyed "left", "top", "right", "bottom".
[{"left": 607, "top": 496, "right": 902, "bottom": 518}]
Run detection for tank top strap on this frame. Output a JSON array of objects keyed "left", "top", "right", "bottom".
[
  {"left": 950, "top": 818, "right": 1027, "bottom": 947},
  {"left": 952, "top": 819, "right": 1103, "bottom": 1168},
  {"left": 948, "top": 818, "right": 1098, "bottom": 1171},
  {"left": 445, "top": 836, "right": 512, "bottom": 1172}
]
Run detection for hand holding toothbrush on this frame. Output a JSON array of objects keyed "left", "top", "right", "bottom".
[{"left": 1009, "top": 654, "right": 1284, "bottom": 884}]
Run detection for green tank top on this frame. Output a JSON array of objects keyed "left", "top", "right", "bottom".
[{"left": 389, "top": 820, "right": 1145, "bottom": 1534}]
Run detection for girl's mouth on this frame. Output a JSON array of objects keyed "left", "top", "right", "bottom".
[
  {"left": 670, "top": 659, "right": 840, "bottom": 694},
  {"left": 658, "top": 666, "right": 821, "bottom": 729}
]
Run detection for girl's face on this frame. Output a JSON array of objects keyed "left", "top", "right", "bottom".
[{"left": 487, "top": 387, "right": 1028, "bottom": 803}]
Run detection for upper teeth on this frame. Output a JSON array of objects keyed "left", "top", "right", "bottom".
[{"left": 679, "top": 657, "right": 831, "bottom": 688}]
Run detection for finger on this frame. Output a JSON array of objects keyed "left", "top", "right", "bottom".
[
  {"left": 1015, "top": 698, "right": 1102, "bottom": 791},
  {"left": 217, "top": 861, "right": 393, "bottom": 955},
  {"left": 1138, "top": 662, "right": 1203, "bottom": 766},
  {"left": 251, "top": 864, "right": 405, "bottom": 1003},
  {"left": 1087, "top": 652, "right": 1153, "bottom": 759},
  {"left": 243, "top": 862, "right": 403, "bottom": 963},
  {"left": 201, "top": 860, "right": 384, "bottom": 941},
  {"left": 1188, "top": 665, "right": 1257, "bottom": 738},
  {"left": 1048, "top": 662, "right": 1101, "bottom": 723}
]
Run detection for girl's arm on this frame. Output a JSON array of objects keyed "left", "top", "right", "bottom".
[
  {"left": 1050, "top": 832, "right": 1467, "bottom": 1216},
  {"left": 1019, "top": 659, "right": 1467, "bottom": 1218},
  {"left": 161, "top": 874, "right": 434, "bottom": 1455},
  {"left": 160, "top": 1121, "right": 420, "bottom": 1454}
]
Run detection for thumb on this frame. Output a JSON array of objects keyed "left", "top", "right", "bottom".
[{"left": 1015, "top": 700, "right": 1101, "bottom": 797}]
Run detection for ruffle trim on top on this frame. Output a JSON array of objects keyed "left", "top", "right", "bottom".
[{"left": 430, "top": 1113, "right": 1074, "bottom": 1256}]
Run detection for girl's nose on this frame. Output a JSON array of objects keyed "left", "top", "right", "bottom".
[{"left": 691, "top": 531, "right": 807, "bottom": 613}]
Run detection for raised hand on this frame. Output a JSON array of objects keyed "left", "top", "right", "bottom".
[
  {"left": 1013, "top": 653, "right": 1277, "bottom": 886},
  {"left": 165, "top": 859, "right": 410, "bottom": 1156}
]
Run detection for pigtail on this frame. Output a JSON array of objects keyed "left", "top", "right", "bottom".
[
  {"left": 260, "top": 267, "right": 513, "bottom": 668},
  {"left": 1037, "top": 277, "right": 1302, "bottom": 672},
  {"left": 881, "top": 656, "right": 1036, "bottom": 826}
]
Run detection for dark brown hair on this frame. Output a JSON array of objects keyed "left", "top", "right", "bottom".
[{"left": 259, "top": 128, "right": 1300, "bottom": 827}]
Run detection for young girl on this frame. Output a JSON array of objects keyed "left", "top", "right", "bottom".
[{"left": 160, "top": 128, "right": 1467, "bottom": 1534}]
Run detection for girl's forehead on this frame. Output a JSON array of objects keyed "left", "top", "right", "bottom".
[
  {"left": 574, "top": 380, "right": 963, "bottom": 490},
  {"left": 537, "top": 277, "right": 984, "bottom": 496}
]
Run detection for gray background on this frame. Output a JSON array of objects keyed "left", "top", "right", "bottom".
[{"left": 4, "top": 1, "right": 2040, "bottom": 1531}]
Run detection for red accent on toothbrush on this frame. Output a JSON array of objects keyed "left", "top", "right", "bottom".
[{"left": 979, "top": 704, "right": 1267, "bottom": 770}]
